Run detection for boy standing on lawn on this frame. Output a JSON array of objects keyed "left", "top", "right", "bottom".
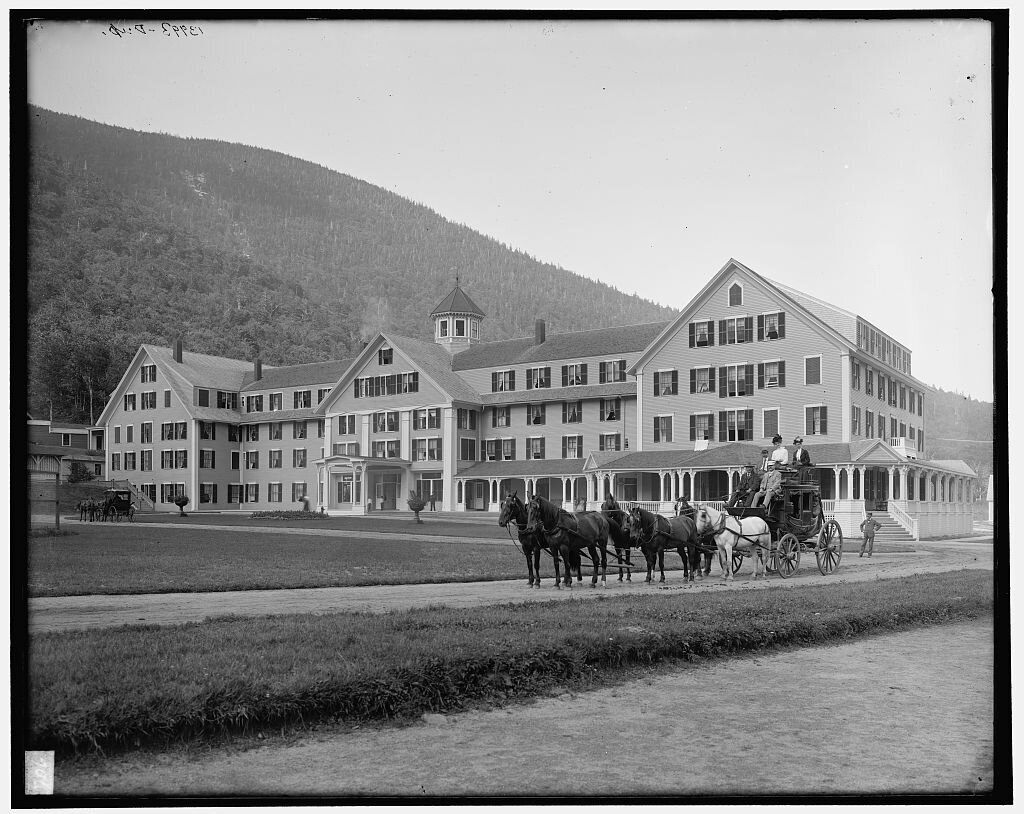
[{"left": 860, "top": 512, "right": 881, "bottom": 557}]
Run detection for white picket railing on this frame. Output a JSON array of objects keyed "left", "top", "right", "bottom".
[
  {"left": 887, "top": 500, "right": 920, "bottom": 539},
  {"left": 821, "top": 500, "right": 836, "bottom": 522}
]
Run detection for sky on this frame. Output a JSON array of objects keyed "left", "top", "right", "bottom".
[{"left": 23, "top": 15, "right": 998, "bottom": 402}]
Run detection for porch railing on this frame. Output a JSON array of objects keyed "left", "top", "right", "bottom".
[
  {"left": 887, "top": 499, "right": 919, "bottom": 540},
  {"left": 820, "top": 500, "right": 836, "bottom": 522}
]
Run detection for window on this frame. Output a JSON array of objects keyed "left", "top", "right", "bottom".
[
  {"left": 126, "top": 425, "right": 134, "bottom": 443},
  {"left": 460, "top": 438, "right": 477, "bottom": 461},
  {"left": 719, "top": 409, "right": 754, "bottom": 442},
  {"left": 378, "top": 347, "right": 393, "bottom": 365},
  {"left": 161, "top": 484, "right": 176, "bottom": 504},
  {"left": 599, "top": 433, "right": 621, "bottom": 452},
  {"left": 728, "top": 282, "right": 743, "bottom": 306},
  {"left": 918, "top": 394, "right": 923, "bottom": 417},
  {"left": 217, "top": 391, "right": 238, "bottom": 410},
  {"left": 899, "top": 421, "right": 906, "bottom": 438},
  {"left": 804, "top": 356, "right": 822, "bottom": 386},
  {"left": 492, "top": 407, "right": 511, "bottom": 428},
  {"left": 471, "top": 320, "right": 479, "bottom": 339},
  {"left": 562, "top": 364, "right": 588, "bottom": 386},
  {"left": 758, "top": 312, "right": 785, "bottom": 341},
  {"left": 333, "top": 442, "right": 359, "bottom": 456},
  {"left": 199, "top": 449, "right": 216, "bottom": 469},
  {"left": 891, "top": 417, "right": 899, "bottom": 439},
  {"left": 689, "top": 320, "right": 715, "bottom": 347},
  {"left": 492, "top": 370, "right": 515, "bottom": 392},
  {"left": 852, "top": 406, "right": 861, "bottom": 436},
  {"left": 246, "top": 483, "right": 259, "bottom": 503},
  {"left": 174, "top": 450, "right": 188, "bottom": 469},
  {"left": 878, "top": 372, "right": 886, "bottom": 402},
  {"left": 758, "top": 361, "right": 785, "bottom": 388},
  {"left": 562, "top": 435, "right": 583, "bottom": 459},
  {"left": 228, "top": 484, "right": 243, "bottom": 504},
  {"left": 318, "top": 388, "right": 331, "bottom": 404},
  {"left": 690, "top": 413, "right": 714, "bottom": 441},
  {"left": 457, "top": 409, "right": 477, "bottom": 429},
  {"left": 124, "top": 452, "right": 136, "bottom": 471},
  {"left": 161, "top": 450, "right": 173, "bottom": 469},
  {"left": 527, "top": 367, "right": 551, "bottom": 389},
  {"left": 502, "top": 439, "right": 516, "bottom": 461},
  {"left": 918, "top": 429, "right": 924, "bottom": 452},
  {"left": 720, "top": 364, "right": 754, "bottom": 397},
  {"left": 231, "top": 450, "right": 241, "bottom": 469},
  {"left": 762, "top": 409, "right": 778, "bottom": 440},
  {"left": 691, "top": 367, "right": 715, "bottom": 394},
  {"left": 599, "top": 360, "right": 626, "bottom": 383},
  {"left": 113, "top": 425, "right": 121, "bottom": 444},
  {"left": 317, "top": 419, "right": 325, "bottom": 438},
  {"left": 485, "top": 439, "right": 500, "bottom": 461},
  {"left": 527, "top": 404, "right": 546, "bottom": 425},
  {"left": 851, "top": 361, "right": 861, "bottom": 391},
  {"left": 438, "top": 320, "right": 448, "bottom": 337},
  {"left": 269, "top": 450, "right": 283, "bottom": 469},
  {"left": 269, "top": 393, "right": 283, "bottom": 412},
  {"left": 269, "top": 483, "right": 283, "bottom": 503},
  {"left": 654, "top": 370, "right": 679, "bottom": 396},
  {"left": 290, "top": 448, "right": 306, "bottom": 469},
  {"left": 413, "top": 409, "right": 427, "bottom": 430},
  {"left": 110, "top": 453, "right": 120, "bottom": 471},
  {"left": 427, "top": 408, "right": 440, "bottom": 429},
  {"left": 600, "top": 398, "right": 621, "bottom": 421},
  {"left": 805, "top": 405, "right": 828, "bottom": 436},
  {"left": 455, "top": 319, "right": 466, "bottom": 337},
  {"left": 164, "top": 390, "right": 172, "bottom": 408},
  {"left": 141, "top": 364, "right": 157, "bottom": 383},
  {"left": 373, "top": 412, "right": 399, "bottom": 433},
  {"left": 124, "top": 393, "right": 136, "bottom": 411},
  {"left": 197, "top": 389, "right": 210, "bottom": 407},
  {"left": 562, "top": 401, "right": 583, "bottom": 423},
  {"left": 141, "top": 483, "right": 156, "bottom": 502},
  {"left": 338, "top": 415, "right": 356, "bottom": 435},
  {"left": 246, "top": 394, "right": 264, "bottom": 413},
  {"left": 292, "top": 483, "right": 308, "bottom": 502},
  {"left": 292, "top": 421, "right": 307, "bottom": 440},
  {"left": 269, "top": 422, "right": 283, "bottom": 441},
  {"left": 61, "top": 433, "right": 71, "bottom": 446},
  {"left": 866, "top": 410, "right": 874, "bottom": 438},
  {"left": 527, "top": 437, "right": 545, "bottom": 460},
  {"left": 245, "top": 424, "right": 259, "bottom": 442},
  {"left": 353, "top": 372, "right": 418, "bottom": 398},
  {"left": 246, "top": 451, "right": 259, "bottom": 469},
  {"left": 890, "top": 379, "right": 898, "bottom": 408},
  {"left": 199, "top": 421, "right": 216, "bottom": 440},
  {"left": 719, "top": 317, "right": 753, "bottom": 345},
  {"left": 654, "top": 415, "right": 673, "bottom": 443},
  {"left": 877, "top": 415, "right": 886, "bottom": 440},
  {"left": 141, "top": 391, "right": 156, "bottom": 409},
  {"left": 141, "top": 449, "right": 152, "bottom": 471},
  {"left": 294, "top": 390, "right": 312, "bottom": 409}
]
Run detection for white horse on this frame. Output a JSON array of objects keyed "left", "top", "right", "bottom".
[{"left": 693, "top": 504, "right": 772, "bottom": 580}]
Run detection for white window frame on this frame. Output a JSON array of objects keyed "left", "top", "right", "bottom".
[
  {"left": 653, "top": 414, "right": 673, "bottom": 443},
  {"left": 762, "top": 359, "right": 782, "bottom": 388},
  {"left": 722, "top": 316, "right": 751, "bottom": 344},
  {"left": 268, "top": 483, "right": 283, "bottom": 503},
  {"left": 269, "top": 392, "right": 283, "bottom": 412},
  {"left": 762, "top": 311, "right": 783, "bottom": 340},
  {"left": 655, "top": 369, "right": 678, "bottom": 396},
  {"left": 728, "top": 281, "right": 744, "bottom": 307},
  {"left": 695, "top": 366, "right": 713, "bottom": 393},
  {"left": 526, "top": 436, "right": 544, "bottom": 460},
  {"left": 693, "top": 412, "right": 713, "bottom": 442},
  {"left": 804, "top": 403, "right": 827, "bottom": 436}
]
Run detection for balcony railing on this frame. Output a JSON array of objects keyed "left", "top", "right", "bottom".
[{"left": 889, "top": 437, "right": 918, "bottom": 459}]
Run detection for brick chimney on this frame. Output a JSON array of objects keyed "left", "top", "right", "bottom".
[
  {"left": 535, "top": 319, "right": 546, "bottom": 345},
  {"left": 254, "top": 358, "right": 262, "bottom": 381},
  {"left": 173, "top": 337, "right": 183, "bottom": 363}
]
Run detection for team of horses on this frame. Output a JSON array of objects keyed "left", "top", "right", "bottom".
[
  {"left": 76, "top": 497, "right": 134, "bottom": 523},
  {"left": 498, "top": 491, "right": 772, "bottom": 589}
]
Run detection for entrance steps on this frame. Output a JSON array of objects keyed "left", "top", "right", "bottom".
[{"left": 868, "top": 514, "right": 917, "bottom": 545}]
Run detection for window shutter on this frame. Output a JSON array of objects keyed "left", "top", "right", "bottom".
[
  {"left": 539, "top": 438, "right": 545, "bottom": 459},
  {"left": 745, "top": 317, "right": 754, "bottom": 342},
  {"left": 690, "top": 368, "right": 697, "bottom": 394},
  {"left": 491, "top": 372, "right": 498, "bottom": 392},
  {"left": 527, "top": 369, "right": 533, "bottom": 390},
  {"left": 709, "top": 367, "right": 716, "bottom": 391},
  {"left": 671, "top": 370, "right": 678, "bottom": 393},
  {"left": 562, "top": 436, "right": 568, "bottom": 458},
  {"left": 510, "top": 439, "right": 516, "bottom": 459},
  {"left": 777, "top": 312, "right": 786, "bottom": 339},
  {"left": 689, "top": 414, "right": 696, "bottom": 441},
  {"left": 561, "top": 403, "right": 568, "bottom": 423},
  {"left": 778, "top": 361, "right": 786, "bottom": 388},
  {"left": 617, "top": 360, "right": 625, "bottom": 380},
  {"left": 708, "top": 413, "right": 714, "bottom": 437},
  {"left": 509, "top": 370, "right": 516, "bottom": 391},
  {"left": 805, "top": 408, "right": 813, "bottom": 436},
  {"left": 561, "top": 366, "right": 568, "bottom": 387},
  {"left": 353, "top": 381, "right": 359, "bottom": 397},
  {"left": 577, "top": 435, "right": 583, "bottom": 457},
  {"left": 758, "top": 363, "right": 765, "bottom": 389},
  {"left": 718, "top": 411, "right": 727, "bottom": 442},
  {"left": 718, "top": 367, "right": 727, "bottom": 398},
  {"left": 821, "top": 407, "right": 828, "bottom": 435},
  {"left": 599, "top": 362, "right": 606, "bottom": 384},
  {"left": 719, "top": 321, "right": 727, "bottom": 345},
  {"left": 211, "top": 451, "right": 216, "bottom": 468},
  {"left": 213, "top": 484, "right": 218, "bottom": 504},
  {"left": 490, "top": 408, "right": 497, "bottom": 428},
  {"left": 580, "top": 364, "right": 588, "bottom": 385},
  {"left": 757, "top": 314, "right": 765, "bottom": 341},
  {"left": 707, "top": 321, "right": 715, "bottom": 346},
  {"left": 653, "top": 371, "right": 660, "bottom": 396},
  {"left": 654, "top": 418, "right": 660, "bottom": 443},
  {"left": 745, "top": 409, "right": 754, "bottom": 435},
  {"left": 689, "top": 323, "right": 696, "bottom": 348},
  {"left": 745, "top": 365, "right": 754, "bottom": 394}
]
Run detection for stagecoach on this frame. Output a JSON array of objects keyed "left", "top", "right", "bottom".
[
  {"left": 103, "top": 488, "right": 135, "bottom": 522},
  {"left": 724, "top": 468, "right": 842, "bottom": 578}
]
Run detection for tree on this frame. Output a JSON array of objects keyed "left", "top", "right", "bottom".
[
  {"left": 173, "top": 494, "right": 190, "bottom": 516},
  {"left": 67, "top": 461, "right": 95, "bottom": 483}
]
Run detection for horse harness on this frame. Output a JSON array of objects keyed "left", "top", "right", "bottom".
[{"left": 707, "top": 510, "right": 771, "bottom": 551}]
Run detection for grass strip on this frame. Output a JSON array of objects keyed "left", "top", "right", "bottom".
[{"left": 30, "top": 570, "right": 991, "bottom": 754}]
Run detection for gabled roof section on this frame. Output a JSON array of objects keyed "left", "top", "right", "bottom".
[
  {"left": 929, "top": 460, "right": 978, "bottom": 477},
  {"left": 430, "top": 284, "right": 485, "bottom": 317},
  {"left": 146, "top": 344, "right": 257, "bottom": 390},
  {"left": 452, "top": 321, "right": 670, "bottom": 371},
  {"left": 386, "top": 334, "right": 482, "bottom": 404},
  {"left": 241, "top": 359, "right": 352, "bottom": 391},
  {"left": 850, "top": 439, "right": 905, "bottom": 463},
  {"left": 629, "top": 258, "right": 859, "bottom": 373}
]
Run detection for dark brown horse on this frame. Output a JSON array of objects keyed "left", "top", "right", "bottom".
[
  {"left": 526, "top": 494, "right": 609, "bottom": 589},
  {"left": 498, "top": 491, "right": 547, "bottom": 588},
  {"left": 601, "top": 496, "right": 633, "bottom": 582},
  {"left": 624, "top": 506, "right": 701, "bottom": 583}
]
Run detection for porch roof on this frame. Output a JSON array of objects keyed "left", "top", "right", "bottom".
[{"left": 456, "top": 459, "right": 586, "bottom": 478}]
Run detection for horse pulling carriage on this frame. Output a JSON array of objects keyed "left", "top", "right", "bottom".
[
  {"left": 695, "top": 470, "right": 843, "bottom": 579},
  {"left": 77, "top": 489, "right": 135, "bottom": 522}
]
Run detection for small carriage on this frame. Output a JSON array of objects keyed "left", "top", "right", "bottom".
[
  {"left": 102, "top": 488, "right": 135, "bottom": 522},
  {"left": 724, "top": 469, "right": 842, "bottom": 578}
]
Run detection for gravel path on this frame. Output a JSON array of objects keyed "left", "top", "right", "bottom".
[
  {"left": 58, "top": 618, "right": 994, "bottom": 798},
  {"left": 29, "top": 538, "right": 993, "bottom": 634}
]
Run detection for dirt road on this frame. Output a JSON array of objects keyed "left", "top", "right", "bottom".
[
  {"left": 58, "top": 618, "right": 994, "bottom": 798},
  {"left": 29, "top": 539, "right": 992, "bottom": 634}
]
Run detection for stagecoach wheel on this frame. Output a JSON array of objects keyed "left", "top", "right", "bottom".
[
  {"left": 815, "top": 520, "right": 843, "bottom": 575},
  {"left": 731, "top": 551, "right": 744, "bottom": 576},
  {"left": 776, "top": 533, "right": 801, "bottom": 579}
]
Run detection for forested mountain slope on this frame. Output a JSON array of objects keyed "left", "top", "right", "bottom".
[{"left": 26, "top": 107, "right": 675, "bottom": 422}]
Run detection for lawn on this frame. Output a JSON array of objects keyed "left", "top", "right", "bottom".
[
  {"left": 29, "top": 517, "right": 656, "bottom": 596},
  {"left": 29, "top": 569, "right": 992, "bottom": 754}
]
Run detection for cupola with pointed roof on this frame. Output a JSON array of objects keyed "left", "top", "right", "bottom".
[{"left": 430, "top": 277, "right": 485, "bottom": 354}]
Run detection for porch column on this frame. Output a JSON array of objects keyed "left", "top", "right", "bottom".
[
  {"left": 887, "top": 466, "right": 895, "bottom": 502},
  {"left": 608, "top": 473, "right": 616, "bottom": 500},
  {"left": 844, "top": 466, "right": 855, "bottom": 500},
  {"left": 687, "top": 469, "right": 696, "bottom": 500}
]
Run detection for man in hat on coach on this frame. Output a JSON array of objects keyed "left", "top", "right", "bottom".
[{"left": 727, "top": 463, "right": 760, "bottom": 508}]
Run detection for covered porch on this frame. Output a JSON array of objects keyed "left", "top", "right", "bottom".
[
  {"left": 454, "top": 460, "right": 588, "bottom": 512},
  {"left": 314, "top": 453, "right": 413, "bottom": 515}
]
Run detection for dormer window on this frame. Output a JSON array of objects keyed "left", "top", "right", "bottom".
[
  {"left": 729, "top": 282, "right": 743, "bottom": 307},
  {"left": 378, "top": 347, "right": 393, "bottom": 365},
  {"left": 492, "top": 370, "right": 515, "bottom": 392}
]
